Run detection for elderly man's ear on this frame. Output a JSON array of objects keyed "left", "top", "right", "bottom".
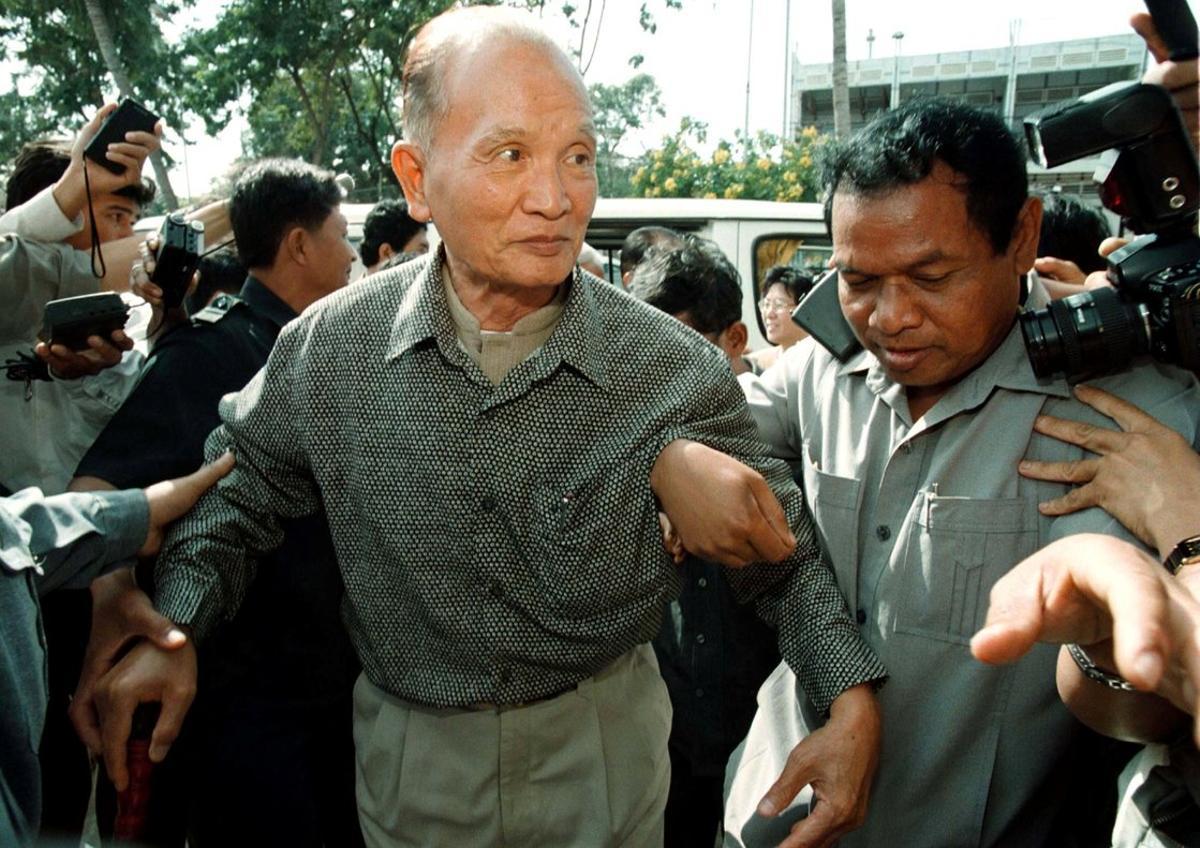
[{"left": 391, "top": 142, "right": 432, "bottom": 223}]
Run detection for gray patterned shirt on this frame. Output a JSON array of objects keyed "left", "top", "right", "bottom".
[{"left": 154, "top": 252, "right": 884, "bottom": 712}]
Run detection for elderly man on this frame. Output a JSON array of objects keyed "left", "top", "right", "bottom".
[
  {"left": 91, "top": 7, "right": 884, "bottom": 848},
  {"left": 715, "top": 98, "right": 1200, "bottom": 846}
]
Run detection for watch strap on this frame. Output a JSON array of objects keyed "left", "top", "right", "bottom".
[
  {"left": 1066, "top": 643, "right": 1138, "bottom": 692},
  {"left": 1164, "top": 533, "right": 1200, "bottom": 575}
]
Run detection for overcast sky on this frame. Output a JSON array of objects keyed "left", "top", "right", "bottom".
[{"left": 170, "top": 0, "right": 1198, "bottom": 198}]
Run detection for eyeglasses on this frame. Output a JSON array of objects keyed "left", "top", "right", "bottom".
[{"left": 758, "top": 298, "right": 796, "bottom": 314}]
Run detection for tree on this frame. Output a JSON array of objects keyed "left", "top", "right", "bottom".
[
  {"left": 181, "top": 0, "right": 460, "bottom": 199},
  {"left": 630, "top": 118, "right": 825, "bottom": 203},
  {"left": 589, "top": 73, "right": 664, "bottom": 197},
  {"left": 0, "top": 0, "right": 191, "bottom": 207},
  {"left": 82, "top": 0, "right": 178, "bottom": 207},
  {"left": 831, "top": 0, "right": 851, "bottom": 139}
]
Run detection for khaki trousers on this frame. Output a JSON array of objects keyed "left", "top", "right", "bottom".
[{"left": 352, "top": 644, "right": 672, "bottom": 847}]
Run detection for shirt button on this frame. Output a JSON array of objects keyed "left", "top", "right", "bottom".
[
  {"left": 480, "top": 496, "right": 496, "bottom": 512},
  {"left": 695, "top": 688, "right": 705, "bottom": 699},
  {"left": 856, "top": 608, "right": 867, "bottom": 625},
  {"left": 875, "top": 525, "right": 892, "bottom": 541},
  {"left": 695, "top": 633, "right": 707, "bottom": 645},
  {"left": 697, "top": 577, "right": 708, "bottom": 589}
]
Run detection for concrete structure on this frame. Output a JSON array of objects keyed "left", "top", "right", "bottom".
[{"left": 791, "top": 33, "right": 1147, "bottom": 196}]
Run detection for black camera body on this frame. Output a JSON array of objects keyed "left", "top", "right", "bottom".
[
  {"left": 83, "top": 99, "right": 159, "bottom": 175},
  {"left": 151, "top": 213, "right": 204, "bottom": 309},
  {"left": 38, "top": 292, "right": 130, "bottom": 351},
  {"left": 1020, "top": 6, "right": 1200, "bottom": 382}
]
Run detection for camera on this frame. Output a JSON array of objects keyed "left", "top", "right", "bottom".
[
  {"left": 84, "top": 99, "right": 160, "bottom": 175},
  {"left": 150, "top": 213, "right": 205, "bottom": 309},
  {"left": 38, "top": 292, "right": 130, "bottom": 351},
  {"left": 1020, "top": 49, "right": 1200, "bottom": 381}
]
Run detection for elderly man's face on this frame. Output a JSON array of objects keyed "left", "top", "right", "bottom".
[
  {"left": 833, "top": 161, "right": 1039, "bottom": 417},
  {"left": 397, "top": 39, "right": 597, "bottom": 293}
]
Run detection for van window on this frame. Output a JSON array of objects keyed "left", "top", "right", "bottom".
[{"left": 752, "top": 234, "right": 832, "bottom": 337}]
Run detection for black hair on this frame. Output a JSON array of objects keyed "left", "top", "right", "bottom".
[
  {"left": 819, "top": 98, "right": 1028, "bottom": 255},
  {"left": 1037, "top": 191, "right": 1111, "bottom": 273},
  {"left": 619, "top": 225, "right": 684, "bottom": 277},
  {"left": 5, "top": 137, "right": 156, "bottom": 211},
  {"left": 185, "top": 250, "right": 247, "bottom": 315},
  {"left": 360, "top": 198, "right": 426, "bottom": 266},
  {"left": 762, "top": 265, "right": 814, "bottom": 303},
  {"left": 629, "top": 235, "right": 741, "bottom": 335},
  {"left": 229, "top": 158, "right": 342, "bottom": 270}
]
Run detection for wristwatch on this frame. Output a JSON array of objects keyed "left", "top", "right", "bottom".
[
  {"left": 1164, "top": 534, "right": 1200, "bottom": 575},
  {"left": 1066, "top": 643, "right": 1137, "bottom": 692}
]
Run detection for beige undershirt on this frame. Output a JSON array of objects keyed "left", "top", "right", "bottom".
[{"left": 443, "top": 274, "right": 567, "bottom": 386}]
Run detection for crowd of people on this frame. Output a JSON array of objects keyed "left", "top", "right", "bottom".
[{"left": 2, "top": 5, "right": 1199, "bottom": 848}]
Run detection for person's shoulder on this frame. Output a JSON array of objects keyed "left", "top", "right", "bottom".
[
  {"left": 305, "top": 255, "right": 425, "bottom": 325},
  {"left": 1073, "top": 360, "right": 1200, "bottom": 434},
  {"left": 586, "top": 276, "right": 713, "bottom": 353},
  {"left": 145, "top": 301, "right": 260, "bottom": 372}
]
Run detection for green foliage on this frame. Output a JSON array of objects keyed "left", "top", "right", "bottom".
[
  {"left": 0, "top": 0, "right": 689, "bottom": 204},
  {"left": 0, "top": 0, "right": 189, "bottom": 174},
  {"left": 631, "top": 119, "right": 826, "bottom": 203},
  {"left": 182, "top": 0, "right": 459, "bottom": 199},
  {"left": 589, "top": 73, "right": 664, "bottom": 197}
]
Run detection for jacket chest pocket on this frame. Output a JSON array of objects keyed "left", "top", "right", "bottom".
[
  {"left": 894, "top": 494, "right": 1039, "bottom": 646},
  {"left": 798, "top": 443, "right": 863, "bottom": 600}
]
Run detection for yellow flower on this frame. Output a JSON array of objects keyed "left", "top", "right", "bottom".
[
  {"left": 782, "top": 170, "right": 797, "bottom": 183},
  {"left": 663, "top": 177, "right": 678, "bottom": 192},
  {"left": 802, "top": 125, "right": 819, "bottom": 140},
  {"left": 723, "top": 183, "right": 744, "bottom": 199},
  {"left": 633, "top": 166, "right": 646, "bottom": 183},
  {"left": 703, "top": 191, "right": 717, "bottom": 199},
  {"left": 712, "top": 148, "right": 730, "bottom": 165},
  {"left": 755, "top": 157, "right": 771, "bottom": 171},
  {"left": 649, "top": 171, "right": 658, "bottom": 185},
  {"left": 799, "top": 154, "right": 813, "bottom": 169}
]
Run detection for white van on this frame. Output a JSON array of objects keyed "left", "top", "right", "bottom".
[
  {"left": 299, "top": 198, "right": 830, "bottom": 349},
  {"left": 585, "top": 198, "right": 830, "bottom": 348}
]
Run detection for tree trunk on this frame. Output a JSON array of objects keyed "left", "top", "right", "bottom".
[
  {"left": 831, "top": 0, "right": 851, "bottom": 139},
  {"left": 82, "top": 0, "right": 179, "bottom": 207}
]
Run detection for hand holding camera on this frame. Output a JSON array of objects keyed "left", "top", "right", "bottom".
[{"left": 52, "top": 101, "right": 163, "bottom": 225}]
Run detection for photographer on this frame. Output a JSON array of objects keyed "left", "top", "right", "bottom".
[
  {"left": 971, "top": 11, "right": 1200, "bottom": 846},
  {"left": 0, "top": 104, "right": 163, "bottom": 497}
]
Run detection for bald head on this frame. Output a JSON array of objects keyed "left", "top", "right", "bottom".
[{"left": 403, "top": 6, "right": 583, "bottom": 151}]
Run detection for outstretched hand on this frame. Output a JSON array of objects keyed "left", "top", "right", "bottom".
[
  {"left": 140, "top": 451, "right": 235, "bottom": 556},
  {"left": 971, "top": 534, "right": 1200, "bottom": 743}
]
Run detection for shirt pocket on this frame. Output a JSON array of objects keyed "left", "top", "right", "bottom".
[
  {"left": 528, "top": 476, "right": 658, "bottom": 621},
  {"left": 894, "top": 493, "right": 1039, "bottom": 646},
  {"left": 798, "top": 441, "right": 863, "bottom": 597}
]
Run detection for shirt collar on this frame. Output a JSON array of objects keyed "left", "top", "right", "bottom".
[
  {"left": 240, "top": 276, "right": 299, "bottom": 329},
  {"left": 385, "top": 247, "right": 608, "bottom": 388},
  {"left": 836, "top": 272, "right": 1073, "bottom": 419}
]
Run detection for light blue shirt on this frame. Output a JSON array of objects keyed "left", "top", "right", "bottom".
[
  {"left": 741, "top": 277, "right": 1200, "bottom": 846},
  {"left": 0, "top": 487, "right": 147, "bottom": 846}
]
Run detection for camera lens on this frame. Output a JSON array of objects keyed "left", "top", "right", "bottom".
[{"left": 1020, "top": 288, "right": 1148, "bottom": 381}]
